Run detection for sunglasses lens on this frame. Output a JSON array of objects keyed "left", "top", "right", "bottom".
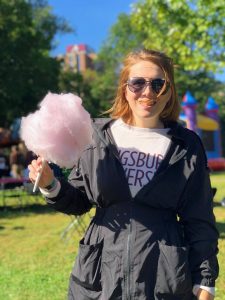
[
  {"left": 128, "top": 78, "right": 146, "bottom": 92},
  {"left": 127, "top": 78, "right": 169, "bottom": 95},
  {"left": 151, "top": 79, "right": 166, "bottom": 94}
]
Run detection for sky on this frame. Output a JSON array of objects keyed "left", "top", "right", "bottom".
[
  {"left": 48, "top": 0, "right": 137, "bottom": 56},
  {"left": 48, "top": 0, "right": 224, "bottom": 82}
]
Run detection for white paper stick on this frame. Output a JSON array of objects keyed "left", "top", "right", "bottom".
[{"left": 33, "top": 159, "right": 46, "bottom": 193}]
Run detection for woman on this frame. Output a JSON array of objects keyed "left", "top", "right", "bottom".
[{"left": 28, "top": 49, "right": 219, "bottom": 300}]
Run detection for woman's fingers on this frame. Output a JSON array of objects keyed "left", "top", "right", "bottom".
[
  {"left": 28, "top": 159, "right": 44, "bottom": 182},
  {"left": 28, "top": 159, "right": 55, "bottom": 188},
  {"left": 28, "top": 160, "right": 39, "bottom": 180}
]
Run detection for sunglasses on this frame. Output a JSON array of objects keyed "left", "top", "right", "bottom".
[{"left": 126, "top": 77, "right": 170, "bottom": 95}]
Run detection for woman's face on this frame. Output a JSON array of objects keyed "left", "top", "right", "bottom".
[{"left": 125, "top": 60, "right": 171, "bottom": 128}]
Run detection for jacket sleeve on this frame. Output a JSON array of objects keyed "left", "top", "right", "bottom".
[
  {"left": 177, "top": 141, "right": 219, "bottom": 287},
  {"left": 45, "top": 162, "right": 93, "bottom": 216}
]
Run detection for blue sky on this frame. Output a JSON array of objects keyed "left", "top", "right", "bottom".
[
  {"left": 48, "top": 0, "right": 137, "bottom": 55},
  {"left": 48, "top": 0, "right": 224, "bottom": 82}
]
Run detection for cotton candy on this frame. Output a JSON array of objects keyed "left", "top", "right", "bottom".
[{"left": 20, "top": 92, "right": 93, "bottom": 168}]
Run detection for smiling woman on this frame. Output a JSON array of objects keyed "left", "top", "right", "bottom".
[
  {"left": 109, "top": 49, "right": 179, "bottom": 128},
  {"left": 124, "top": 60, "right": 171, "bottom": 128},
  {"left": 28, "top": 48, "right": 219, "bottom": 300}
]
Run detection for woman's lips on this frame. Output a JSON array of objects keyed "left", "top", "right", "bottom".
[{"left": 138, "top": 99, "right": 157, "bottom": 107}]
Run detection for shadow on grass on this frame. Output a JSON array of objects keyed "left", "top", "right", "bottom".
[
  {"left": 216, "top": 222, "right": 225, "bottom": 239},
  {"left": 0, "top": 203, "right": 55, "bottom": 219},
  {"left": 213, "top": 201, "right": 222, "bottom": 208}
]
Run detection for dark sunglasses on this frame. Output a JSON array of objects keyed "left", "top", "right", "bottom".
[{"left": 126, "top": 77, "right": 170, "bottom": 95}]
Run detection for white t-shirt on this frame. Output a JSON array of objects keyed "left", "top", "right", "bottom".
[{"left": 110, "top": 118, "right": 171, "bottom": 197}]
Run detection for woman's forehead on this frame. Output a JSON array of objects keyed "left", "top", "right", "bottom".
[{"left": 128, "top": 61, "right": 164, "bottom": 78}]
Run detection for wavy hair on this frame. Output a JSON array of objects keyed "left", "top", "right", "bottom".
[{"left": 106, "top": 49, "right": 180, "bottom": 124}]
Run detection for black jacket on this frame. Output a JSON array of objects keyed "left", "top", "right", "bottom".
[{"left": 46, "top": 119, "right": 219, "bottom": 300}]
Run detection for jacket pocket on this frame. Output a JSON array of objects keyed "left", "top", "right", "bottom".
[
  {"left": 72, "top": 238, "right": 103, "bottom": 291},
  {"left": 101, "top": 250, "right": 122, "bottom": 299},
  {"left": 155, "top": 241, "right": 192, "bottom": 296}
]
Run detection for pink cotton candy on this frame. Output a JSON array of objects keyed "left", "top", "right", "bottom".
[{"left": 20, "top": 92, "right": 93, "bottom": 168}]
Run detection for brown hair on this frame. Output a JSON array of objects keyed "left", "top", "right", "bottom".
[{"left": 106, "top": 49, "right": 180, "bottom": 124}]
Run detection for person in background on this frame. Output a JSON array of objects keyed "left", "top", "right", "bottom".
[
  {"left": 9, "top": 145, "right": 23, "bottom": 178},
  {"left": 0, "top": 148, "right": 10, "bottom": 177},
  {"left": 18, "top": 142, "right": 36, "bottom": 178},
  {"left": 28, "top": 49, "right": 219, "bottom": 300}
]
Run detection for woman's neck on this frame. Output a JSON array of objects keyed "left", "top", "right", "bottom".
[{"left": 127, "top": 117, "right": 164, "bottom": 129}]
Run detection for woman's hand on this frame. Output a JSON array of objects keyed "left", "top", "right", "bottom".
[
  {"left": 197, "top": 289, "right": 214, "bottom": 300},
  {"left": 28, "top": 157, "right": 54, "bottom": 189}
]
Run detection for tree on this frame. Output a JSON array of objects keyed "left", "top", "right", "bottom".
[
  {"left": 58, "top": 69, "right": 104, "bottom": 118},
  {"left": 91, "top": 13, "right": 146, "bottom": 112},
  {"left": 0, "top": 0, "right": 72, "bottom": 126},
  {"left": 131, "top": 0, "right": 225, "bottom": 73}
]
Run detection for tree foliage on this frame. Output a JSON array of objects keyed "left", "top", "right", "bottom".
[
  {"left": 0, "top": 0, "right": 71, "bottom": 126},
  {"left": 92, "top": 13, "right": 145, "bottom": 112},
  {"left": 132, "top": 0, "right": 225, "bottom": 73},
  {"left": 58, "top": 69, "right": 104, "bottom": 117}
]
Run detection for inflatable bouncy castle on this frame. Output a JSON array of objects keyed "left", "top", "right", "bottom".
[{"left": 180, "top": 91, "right": 225, "bottom": 171}]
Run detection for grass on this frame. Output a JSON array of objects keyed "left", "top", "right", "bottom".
[
  {"left": 0, "top": 205, "right": 75, "bottom": 299},
  {"left": 0, "top": 172, "right": 225, "bottom": 300},
  {"left": 210, "top": 172, "right": 225, "bottom": 299},
  {"left": 0, "top": 190, "right": 86, "bottom": 300}
]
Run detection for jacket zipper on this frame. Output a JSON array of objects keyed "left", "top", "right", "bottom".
[
  {"left": 103, "top": 128, "right": 134, "bottom": 299},
  {"left": 125, "top": 203, "right": 133, "bottom": 300}
]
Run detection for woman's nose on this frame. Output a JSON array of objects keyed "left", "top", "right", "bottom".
[{"left": 142, "top": 83, "right": 154, "bottom": 96}]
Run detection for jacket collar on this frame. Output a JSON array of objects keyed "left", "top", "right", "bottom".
[
  {"left": 95, "top": 118, "right": 187, "bottom": 143},
  {"left": 93, "top": 118, "right": 189, "bottom": 171},
  {"left": 93, "top": 117, "right": 189, "bottom": 149}
]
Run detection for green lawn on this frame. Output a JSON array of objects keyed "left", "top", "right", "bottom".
[
  {"left": 210, "top": 172, "right": 225, "bottom": 299},
  {"left": 0, "top": 172, "right": 225, "bottom": 300},
  {"left": 0, "top": 192, "right": 83, "bottom": 300}
]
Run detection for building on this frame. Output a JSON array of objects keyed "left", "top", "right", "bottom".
[{"left": 63, "top": 44, "right": 96, "bottom": 73}]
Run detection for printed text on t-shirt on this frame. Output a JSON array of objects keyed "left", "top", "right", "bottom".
[{"left": 118, "top": 149, "right": 163, "bottom": 187}]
